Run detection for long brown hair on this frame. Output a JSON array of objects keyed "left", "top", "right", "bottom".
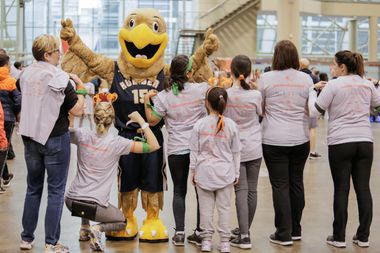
[
  {"left": 230, "top": 55, "right": 252, "bottom": 90},
  {"left": 272, "top": 40, "right": 300, "bottom": 71},
  {"left": 335, "top": 50, "right": 364, "bottom": 77},
  {"left": 167, "top": 55, "right": 191, "bottom": 92},
  {"left": 206, "top": 87, "right": 228, "bottom": 134}
]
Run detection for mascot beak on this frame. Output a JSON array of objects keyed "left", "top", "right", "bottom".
[{"left": 119, "top": 23, "right": 168, "bottom": 69}]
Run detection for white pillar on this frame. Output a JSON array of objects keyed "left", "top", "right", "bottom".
[
  {"left": 277, "top": 0, "right": 301, "bottom": 51},
  {"left": 16, "top": 0, "right": 24, "bottom": 60},
  {"left": 348, "top": 19, "right": 357, "bottom": 52},
  {"left": 369, "top": 16, "right": 378, "bottom": 61}
]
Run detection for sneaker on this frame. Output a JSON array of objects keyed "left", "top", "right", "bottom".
[
  {"left": 231, "top": 235, "right": 252, "bottom": 249},
  {"left": 201, "top": 240, "right": 212, "bottom": 252},
  {"left": 187, "top": 229, "right": 202, "bottom": 246},
  {"left": 79, "top": 226, "right": 91, "bottom": 241},
  {"left": 3, "top": 173, "right": 14, "bottom": 187},
  {"left": 0, "top": 186, "right": 6, "bottom": 194},
  {"left": 291, "top": 235, "right": 302, "bottom": 241},
  {"left": 89, "top": 226, "right": 104, "bottom": 251},
  {"left": 7, "top": 152, "right": 15, "bottom": 160},
  {"left": 309, "top": 152, "right": 322, "bottom": 159},
  {"left": 269, "top": 234, "right": 293, "bottom": 246},
  {"left": 230, "top": 227, "right": 240, "bottom": 239},
  {"left": 45, "top": 243, "right": 69, "bottom": 253},
  {"left": 326, "top": 235, "right": 346, "bottom": 248},
  {"left": 352, "top": 235, "right": 369, "bottom": 248},
  {"left": 172, "top": 231, "right": 185, "bottom": 246},
  {"left": 20, "top": 239, "right": 35, "bottom": 250},
  {"left": 218, "top": 241, "right": 230, "bottom": 253}
]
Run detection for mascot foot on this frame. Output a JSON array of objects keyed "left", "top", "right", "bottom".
[
  {"left": 106, "top": 216, "right": 138, "bottom": 241},
  {"left": 139, "top": 218, "right": 168, "bottom": 243}
]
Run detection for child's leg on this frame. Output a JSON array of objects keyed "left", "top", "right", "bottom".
[
  {"left": 235, "top": 162, "right": 249, "bottom": 235},
  {"left": 246, "top": 158, "right": 262, "bottom": 230},
  {"left": 216, "top": 184, "right": 234, "bottom": 242},
  {"left": 197, "top": 186, "right": 216, "bottom": 241}
]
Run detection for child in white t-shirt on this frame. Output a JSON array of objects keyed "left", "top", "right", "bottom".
[
  {"left": 190, "top": 87, "right": 241, "bottom": 253},
  {"left": 79, "top": 82, "right": 95, "bottom": 129},
  {"left": 65, "top": 92, "right": 160, "bottom": 252}
]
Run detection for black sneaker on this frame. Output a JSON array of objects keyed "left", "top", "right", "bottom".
[
  {"left": 352, "top": 235, "right": 369, "bottom": 248},
  {"left": 187, "top": 230, "right": 202, "bottom": 246},
  {"left": 326, "top": 235, "right": 346, "bottom": 248},
  {"left": 3, "top": 173, "right": 14, "bottom": 187},
  {"left": 0, "top": 186, "right": 6, "bottom": 194},
  {"left": 7, "top": 152, "right": 15, "bottom": 160},
  {"left": 230, "top": 235, "right": 252, "bottom": 249},
  {"left": 230, "top": 228, "right": 240, "bottom": 239},
  {"left": 269, "top": 234, "right": 293, "bottom": 246},
  {"left": 309, "top": 152, "right": 322, "bottom": 159},
  {"left": 172, "top": 231, "right": 185, "bottom": 246}
]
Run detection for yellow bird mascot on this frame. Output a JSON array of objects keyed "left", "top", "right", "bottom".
[{"left": 60, "top": 8, "right": 218, "bottom": 242}]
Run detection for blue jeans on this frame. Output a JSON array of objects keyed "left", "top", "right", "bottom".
[{"left": 21, "top": 132, "right": 70, "bottom": 245}]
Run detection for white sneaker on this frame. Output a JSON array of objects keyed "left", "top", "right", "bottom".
[
  {"left": 326, "top": 235, "right": 346, "bottom": 248},
  {"left": 201, "top": 240, "right": 212, "bottom": 252},
  {"left": 89, "top": 226, "right": 104, "bottom": 251},
  {"left": 218, "top": 241, "right": 230, "bottom": 253},
  {"left": 45, "top": 242, "right": 69, "bottom": 253},
  {"left": 352, "top": 235, "right": 369, "bottom": 248},
  {"left": 20, "top": 239, "right": 35, "bottom": 250}
]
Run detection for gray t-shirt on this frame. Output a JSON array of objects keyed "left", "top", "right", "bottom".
[
  {"left": 66, "top": 128, "right": 132, "bottom": 207},
  {"left": 152, "top": 82, "right": 209, "bottom": 155},
  {"left": 316, "top": 75, "right": 380, "bottom": 145},
  {"left": 224, "top": 86, "right": 262, "bottom": 161},
  {"left": 190, "top": 115, "right": 241, "bottom": 191},
  {"left": 258, "top": 69, "right": 313, "bottom": 146}
]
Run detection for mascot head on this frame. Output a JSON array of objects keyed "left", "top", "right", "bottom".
[{"left": 119, "top": 8, "right": 168, "bottom": 69}]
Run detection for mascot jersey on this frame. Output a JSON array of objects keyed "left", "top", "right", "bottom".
[{"left": 111, "top": 63, "right": 165, "bottom": 131}]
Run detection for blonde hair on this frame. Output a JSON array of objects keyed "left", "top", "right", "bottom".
[
  {"left": 32, "top": 34, "right": 59, "bottom": 61},
  {"left": 94, "top": 102, "right": 115, "bottom": 135}
]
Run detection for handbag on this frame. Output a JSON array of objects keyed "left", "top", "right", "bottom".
[{"left": 71, "top": 200, "right": 97, "bottom": 220}]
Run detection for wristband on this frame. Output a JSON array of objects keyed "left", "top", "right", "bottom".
[
  {"left": 141, "top": 122, "right": 149, "bottom": 130},
  {"left": 76, "top": 89, "right": 88, "bottom": 96}
]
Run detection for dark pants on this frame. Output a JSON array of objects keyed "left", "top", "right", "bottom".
[
  {"left": 118, "top": 129, "right": 165, "bottom": 193},
  {"left": 168, "top": 154, "right": 201, "bottom": 231},
  {"left": 328, "top": 142, "right": 373, "bottom": 242},
  {"left": 21, "top": 132, "right": 70, "bottom": 245},
  {"left": 262, "top": 142, "right": 309, "bottom": 241},
  {"left": 1, "top": 121, "right": 14, "bottom": 180}
]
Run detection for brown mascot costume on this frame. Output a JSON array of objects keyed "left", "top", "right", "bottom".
[{"left": 60, "top": 8, "right": 218, "bottom": 242}]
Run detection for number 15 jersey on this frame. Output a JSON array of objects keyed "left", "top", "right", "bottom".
[{"left": 110, "top": 63, "right": 165, "bottom": 131}]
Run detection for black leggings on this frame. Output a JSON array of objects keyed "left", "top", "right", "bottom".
[
  {"left": 168, "top": 154, "right": 201, "bottom": 231},
  {"left": 262, "top": 142, "right": 309, "bottom": 241},
  {"left": 328, "top": 142, "right": 373, "bottom": 242}
]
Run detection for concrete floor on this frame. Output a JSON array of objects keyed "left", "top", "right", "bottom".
[{"left": 1, "top": 118, "right": 380, "bottom": 253}]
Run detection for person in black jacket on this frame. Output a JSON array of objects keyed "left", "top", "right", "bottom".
[{"left": 0, "top": 53, "right": 21, "bottom": 186}]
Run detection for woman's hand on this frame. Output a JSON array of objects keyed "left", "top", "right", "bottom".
[
  {"left": 314, "top": 81, "right": 326, "bottom": 90},
  {"left": 69, "top": 73, "right": 84, "bottom": 89},
  {"left": 234, "top": 177, "right": 239, "bottom": 185},
  {"left": 127, "top": 111, "right": 145, "bottom": 126},
  {"left": 191, "top": 171, "right": 196, "bottom": 186}
]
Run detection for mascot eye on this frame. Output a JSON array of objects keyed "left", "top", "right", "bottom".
[
  {"left": 153, "top": 22, "right": 159, "bottom": 32},
  {"left": 129, "top": 19, "right": 135, "bottom": 28}
]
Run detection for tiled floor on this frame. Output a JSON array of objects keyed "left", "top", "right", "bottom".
[{"left": 1, "top": 119, "right": 380, "bottom": 253}]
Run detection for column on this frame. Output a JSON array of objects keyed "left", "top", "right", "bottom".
[
  {"left": 369, "top": 16, "right": 378, "bottom": 61},
  {"left": 348, "top": 19, "right": 357, "bottom": 52},
  {"left": 277, "top": 0, "right": 301, "bottom": 51}
]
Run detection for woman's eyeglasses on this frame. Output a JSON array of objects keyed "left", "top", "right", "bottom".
[{"left": 47, "top": 49, "right": 61, "bottom": 54}]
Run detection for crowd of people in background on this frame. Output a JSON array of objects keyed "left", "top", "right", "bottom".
[{"left": 1, "top": 35, "right": 380, "bottom": 253}]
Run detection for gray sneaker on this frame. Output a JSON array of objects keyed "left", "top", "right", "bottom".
[
  {"left": 230, "top": 235, "right": 252, "bottom": 249},
  {"left": 187, "top": 230, "right": 202, "bottom": 246},
  {"left": 44, "top": 243, "right": 69, "bottom": 253},
  {"left": 172, "top": 231, "right": 185, "bottom": 246}
]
